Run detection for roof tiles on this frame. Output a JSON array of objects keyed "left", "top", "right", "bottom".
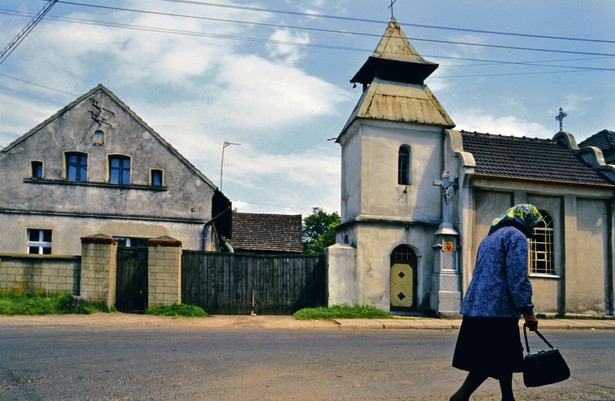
[
  {"left": 231, "top": 212, "right": 303, "bottom": 253},
  {"left": 460, "top": 131, "right": 614, "bottom": 186}
]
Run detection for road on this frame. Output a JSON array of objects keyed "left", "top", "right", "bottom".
[{"left": 1, "top": 323, "right": 614, "bottom": 401}]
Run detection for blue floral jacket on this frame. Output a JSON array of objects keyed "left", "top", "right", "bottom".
[{"left": 460, "top": 226, "right": 534, "bottom": 318}]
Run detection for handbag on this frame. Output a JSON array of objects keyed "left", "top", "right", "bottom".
[{"left": 522, "top": 324, "right": 570, "bottom": 387}]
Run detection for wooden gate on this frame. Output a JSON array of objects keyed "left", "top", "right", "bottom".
[
  {"left": 182, "top": 252, "right": 326, "bottom": 315},
  {"left": 116, "top": 247, "right": 148, "bottom": 311}
]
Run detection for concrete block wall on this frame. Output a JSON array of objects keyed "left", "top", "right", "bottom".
[
  {"left": 80, "top": 234, "right": 118, "bottom": 307},
  {"left": 0, "top": 254, "right": 80, "bottom": 294},
  {"left": 148, "top": 236, "right": 182, "bottom": 306}
]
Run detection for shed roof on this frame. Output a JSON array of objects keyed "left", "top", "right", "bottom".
[
  {"left": 459, "top": 130, "right": 615, "bottom": 186},
  {"left": 231, "top": 212, "right": 303, "bottom": 253}
]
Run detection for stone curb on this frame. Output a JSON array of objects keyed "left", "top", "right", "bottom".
[{"left": 334, "top": 318, "right": 615, "bottom": 330}]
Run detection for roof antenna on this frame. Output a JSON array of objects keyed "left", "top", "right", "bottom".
[{"left": 388, "top": 0, "right": 397, "bottom": 19}]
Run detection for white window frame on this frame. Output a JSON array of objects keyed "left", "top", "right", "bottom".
[
  {"left": 529, "top": 213, "right": 555, "bottom": 275},
  {"left": 27, "top": 229, "right": 52, "bottom": 255}
]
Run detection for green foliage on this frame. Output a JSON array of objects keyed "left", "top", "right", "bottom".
[
  {"left": 0, "top": 293, "right": 112, "bottom": 315},
  {"left": 145, "top": 303, "right": 208, "bottom": 318},
  {"left": 302, "top": 207, "right": 341, "bottom": 254},
  {"left": 293, "top": 304, "right": 392, "bottom": 320}
]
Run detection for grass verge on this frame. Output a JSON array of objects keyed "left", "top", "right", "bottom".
[
  {"left": 293, "top": 304, "right": 392, "bottom": 320},
  {"left": 0, "top": 293, "right": 112, "bottom": 315},
  {"left": 145, "top": 303, "right": 208, "bottom": 318}
]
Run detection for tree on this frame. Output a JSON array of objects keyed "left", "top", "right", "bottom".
[{"left": 302, "top": 207, "right": 341, "bottom": 254}]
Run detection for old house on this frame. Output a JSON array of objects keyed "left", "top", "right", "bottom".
[
  {"left": 327, "top": 19, "right": 615, "bottom": 317},
  {"left": 0, "top": 84, "right": 231, "bottom": 256},
  {"left": 229, "top": 212, "right": 302, "bottom": 254}
]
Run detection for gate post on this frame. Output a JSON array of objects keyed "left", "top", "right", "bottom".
[
  {"left": 80, "top": 233, "right": 118, "bottom": 307},
  {"left": 148, "top": 236, "right": 182, "bottom": 307}
]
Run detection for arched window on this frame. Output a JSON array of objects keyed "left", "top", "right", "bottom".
[
  {"left": 529, "top": 212, "right": 555, "bottom": 275},
  {"left": 398, "top": 145, "right": 411, "bottom": 185}
]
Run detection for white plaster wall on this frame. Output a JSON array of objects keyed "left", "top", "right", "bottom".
[
  {"left": 354, "top": 223, "right": 435, "bottom": 311},
  {"left": 0, "top": 214, "right": 203, "bottom": 255},
  {"left": 340, "top": 124, "right": 362, "bottom": 222},
  {"left": 359, "top": 121, "right": 443, "bottom": 222},
  {"left": 571, "top": 198, "right": 608, "bottom": 313}
]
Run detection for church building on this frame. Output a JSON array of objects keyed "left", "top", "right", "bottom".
[{"left": 327, "top": 19, "right": 615, "bottom": 317}]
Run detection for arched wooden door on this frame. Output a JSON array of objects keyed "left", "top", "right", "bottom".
[{"left": 390, "top": 245, "right": 418, "bottom": 312}]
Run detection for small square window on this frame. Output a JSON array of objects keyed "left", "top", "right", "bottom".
[
  {"left": 31, "top": 161, "right": 43, "bottom": 179},
  {"left": 27, "top": 229, "right": 52, "bottom": 254}
]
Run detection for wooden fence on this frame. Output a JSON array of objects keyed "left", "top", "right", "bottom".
[{"left": 181, "top": 251, "right": 326, "bottom": 315}]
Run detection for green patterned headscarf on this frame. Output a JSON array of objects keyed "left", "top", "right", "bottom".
[{"left": 488, "top": 204, "right": 543, "bottom": 237}]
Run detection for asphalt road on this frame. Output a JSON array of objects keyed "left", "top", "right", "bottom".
[{"left": 1, "top": 324, "right": 614, "bottom": 401}]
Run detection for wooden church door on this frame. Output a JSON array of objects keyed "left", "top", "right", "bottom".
[{"left": 390, "top": 245, "right": 418, "bottom": 312}]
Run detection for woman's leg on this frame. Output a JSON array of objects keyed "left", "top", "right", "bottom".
[
  {"left": 498, "top": 371, "right": 515, "bottom": 401},
  {"left": 450, "top": 371, "right": 489, "bottom": 401}
]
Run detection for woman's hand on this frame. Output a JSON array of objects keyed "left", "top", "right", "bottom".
[{"left": 524, "top": 313, "right": 539, "bottom": 331}]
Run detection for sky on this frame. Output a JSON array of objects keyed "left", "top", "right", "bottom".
[{"left": 1, "top": 1, "right": 614, "bottom": 217}]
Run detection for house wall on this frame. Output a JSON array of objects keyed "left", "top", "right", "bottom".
[
  {"left": 0, "top": 254, "right": 80, "bottom": 294},
  {"left": 0, "top": 214, "right": 204, "bottom": 255},
  {"left": 0, "top": 86, "right": 218, "bottom": 254}
]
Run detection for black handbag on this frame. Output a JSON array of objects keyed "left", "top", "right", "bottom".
[{"left": 522, "top": 324, "right": 570, "bottom": 387}]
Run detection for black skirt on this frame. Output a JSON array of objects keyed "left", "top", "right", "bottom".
[{"left": 452, "top": 316, "right": 524, "bottom": 379}]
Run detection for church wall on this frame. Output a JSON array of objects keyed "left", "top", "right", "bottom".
[
  {"left": 359, "top": 121, "right": 443, "bottom": 222},
  {"left": 354, "top": 222, "right": 435, "bottom": 311},
  {"left": 340, "top": 123, "right": 362, "bottom": 222},
  {"left": 569, "top": 198, "right": 609, "bottom": 314}
]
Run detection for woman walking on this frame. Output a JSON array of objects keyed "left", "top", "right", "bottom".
[{"left": 450, "top": 204, "right": 542, "bottom": 401}]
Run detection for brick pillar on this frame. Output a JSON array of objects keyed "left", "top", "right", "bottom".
[
  {"left": 148, "top": 236, "right": 182, "bottom": 307},
  {"left": 80, "top": 233, "right": 118, "bottom": 307}
]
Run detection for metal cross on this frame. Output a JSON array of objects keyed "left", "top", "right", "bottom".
[
  {"left": 433, "top": 171, "right": 458, "bottom": 225},
  {"left": 555, "top": 107, "right": 568, "bottom": 132},
  {"left": 388, "top": 0, "right": 397, "bottom": 19}
]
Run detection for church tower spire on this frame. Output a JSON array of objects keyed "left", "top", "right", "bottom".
[{"left": 351, "top": 19, "right": 438, "bottom": 88}]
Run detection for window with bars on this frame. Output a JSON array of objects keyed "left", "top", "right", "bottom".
[{"left": 529, "top": 213, "right": 555, "bottom": 275}]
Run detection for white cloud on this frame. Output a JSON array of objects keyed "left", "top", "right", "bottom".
[
  {"left": 455, "top": 113, "right": 552, "bottom": 139},
  {"left": 266, "top": 29, "right": 310, "bottom": 65}
]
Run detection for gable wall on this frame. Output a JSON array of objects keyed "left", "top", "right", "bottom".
[{"left": 0, "top": 88, "right": 217, "bottom": 254}]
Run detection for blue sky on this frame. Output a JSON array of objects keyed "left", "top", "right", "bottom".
[{"left": 1, "top": 1, "right": 614, "bottom": 217}]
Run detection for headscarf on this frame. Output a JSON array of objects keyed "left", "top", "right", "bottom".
[{"left": 488, "top": 204, "right": 543, "bottom": 237}]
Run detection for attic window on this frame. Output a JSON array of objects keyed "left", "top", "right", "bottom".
[
  {"left": 31, "top": 161, "right": 43, "bottom": 179},
  {"left": 93, "top": 129, "right": 105, "bottom": 145},
  {"left": 151, "top": 169, "right": 163, "bottom": 187}
]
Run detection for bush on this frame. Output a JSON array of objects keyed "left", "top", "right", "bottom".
[
  {"left": 0, "top": 293, "right": 112, "bottom": 315},
  {"left": 293, "top": 304, "right": 392, "bottom": 320},
  {"left": 145, "top": 303, "right": 208, "bottom": 318}
]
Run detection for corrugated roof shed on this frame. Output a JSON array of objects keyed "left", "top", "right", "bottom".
[
  {"left": 231, "top": 212, "right": 303, "bottom": 253},
  {"left": 460, "top": 131, "right": 615, "bottom": 186}
]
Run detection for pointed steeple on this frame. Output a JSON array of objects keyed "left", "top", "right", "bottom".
[{"left": 351, "top": 18, "right": 438, "bottom": 86}]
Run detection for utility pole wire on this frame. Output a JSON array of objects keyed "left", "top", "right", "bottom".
[{"left": 0, "top": 0, "right": 58, "bottom": 66}]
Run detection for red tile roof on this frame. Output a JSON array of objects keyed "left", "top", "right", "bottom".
[
  {"left": 230, "top": 212, "right": 303, "bottom": 253},
  {"left": 460, "top": 131, "right": 615, "bottom": 186}
]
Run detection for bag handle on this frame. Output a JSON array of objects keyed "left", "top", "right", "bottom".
[{"left": 523, "top": 324, "right": 555, "bottom": 354}]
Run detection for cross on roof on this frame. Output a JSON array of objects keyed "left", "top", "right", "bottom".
[
  {"left": 555, "top": 107, "right": 568, "bottom": 131},
  {"left": 388, "top": 0, "right": 397, "bottom": 19}
]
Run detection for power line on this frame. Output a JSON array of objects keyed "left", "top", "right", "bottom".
[
  {"left": 3, "top": 6, "right": 615, "bottom": 61},
  {"left": 153, "top": 0, "right": 615, "bottom": 44},
  {"left": 0, "top": 0, "right": 57, "bottom": 66}
]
